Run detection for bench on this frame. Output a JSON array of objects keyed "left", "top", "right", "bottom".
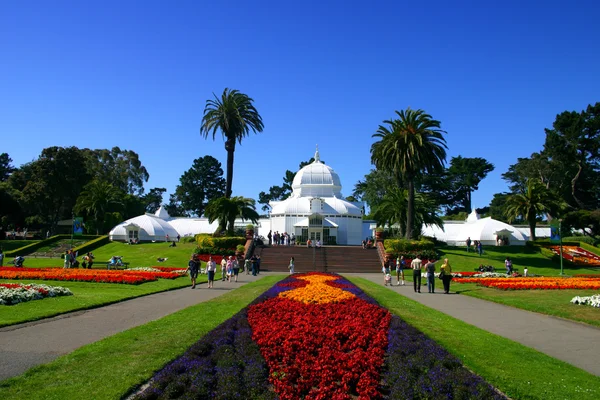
[{"left": 106, "top": 262, "right": 130, "bottom": 270}]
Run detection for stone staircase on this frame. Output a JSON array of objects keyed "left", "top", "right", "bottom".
[{"left": 255, "top": 245, "right": 382, "bottom": 273}]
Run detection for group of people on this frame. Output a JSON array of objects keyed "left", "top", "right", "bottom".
[
  {"left": 267, "top": 231, "right": 296, "bottom": 246},
  {"left": 306, "top": 239, "right": 321, "bottom": 248},
  {"left": 383, "top": 255, "right": 453, "bottom": 294},
  {"left": 465, "top": 237, "right": 484, "bottom": 256},
  {"left": 185, "top": 254, "right": 264, "bottom": 289},
  {"left": 63, "top": 250, "right": 95, "bottom": 269},
  {"left": 361, "top": 238, "right": 374, "bottom": 249}
]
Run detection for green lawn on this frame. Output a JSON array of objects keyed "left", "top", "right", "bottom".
[
  {"left": 349, "top": 277, "right": 600, "bottom": 400},
  {"left": 0, "top": 277, "right": 196, "bottom": 327},
  {"left": 0, "top": 276, "right": 284, "bottom": 400},
  {"left": 439, "top": 245, "right": 600, "bottom": 276},
  {"left": 18, "top": 241, "right": 199, "bottom": 269}
]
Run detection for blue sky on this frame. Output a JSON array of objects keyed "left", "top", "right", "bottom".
[{"left": 2, "top": 0, "right": 599, "bottom": 211}]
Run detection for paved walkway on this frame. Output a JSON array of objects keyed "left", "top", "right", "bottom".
[
  {"left": 349, "top": 273, "right": 600, "bottom": 376},
  {"left": 0, "top": 273, "right": 263, "bottom": 381},
  {"left": 2, "top": 271, "right": 600, "bottom": 383}
]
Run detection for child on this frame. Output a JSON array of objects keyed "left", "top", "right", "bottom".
[
  {"left": 523, "top": 266, "right": 529, "bottom": 277},
  {"left": 384, "top": 273, "right": 392, "bottom": 286}
]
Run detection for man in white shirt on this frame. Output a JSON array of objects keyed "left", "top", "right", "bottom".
[{"left": 411, "top": 255, "right": 423, "bottom": 293}]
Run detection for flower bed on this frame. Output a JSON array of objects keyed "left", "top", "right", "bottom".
[
  {"left": 571, "top": 295, "right": 600, "bottom": 307},
  {"left": 549, "top": 246, "right": 600, "bottom": 266},
  {"left": 0, "top": 283, "right": 73, "bottom": 305},
  {"left": 454, "top": 276, "right": 600, "bottom": 290},
  {"left": 0, "top": 267, "right": 183, "bottom": 284},
  {"left": 133, "top": 273, "right": 504, "bottom": 399}
]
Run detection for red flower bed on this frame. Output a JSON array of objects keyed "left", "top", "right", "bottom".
[
  {"left": 247, "top": 273, "right": 390, "bottom": 399},
  {"left": 453, "top": 276, "right": 600, "bottom": 290},
  {"left": 549, "top": 246, "right": 600, "bottom": 266},
  {"left": 0, "top": 267, "right": 181, "bottom": 284}
]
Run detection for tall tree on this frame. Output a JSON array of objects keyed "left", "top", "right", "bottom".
[
  {"left": 352, "top": 169, "right": 397, "bottom": 218},
  {"left": 201, "top": 88, "right": 264, "bottom": 199},
  {"left": 504, "top": 179, "right": 556, "bottom": 241},
  {"left": 74, "top": 180, "right": 124, "bottom": 234},
  {"left": 370, "top": 108, "right": 447, "bottom": 239},
  {"left": 83, "top": 147, "right": 150, "bottom": 196},
  {"left": 12, "top": 147, "right": 91, "bottom": 231},
  {"left": 0, "top": 153, "right": 15, "bottom": 182},
  {"left": 142, "top": 188, "right": 167, "bottom": 213},
  {"left": 446, "top": 156, "right": 494, "bottom": 212},
  {"left": 170, "top": 156, "right": 226, "bottom": 217},
  {"left": 204, "top": 196, "right": 260, "bottom": 236},
  {"left": 543, "top": 103, "right": 600, "bottom": 210}
]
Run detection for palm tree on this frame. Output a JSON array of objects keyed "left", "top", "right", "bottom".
[
  {"left": 74, "top": 180, "right": 123, "bottom": 234},
  {"left": 372, "top": 187, "right": 444, "bottom": 237},
  {"left": 205, "top": 196, "right": 260, "bottom": 236},
  {"left": 370, "top": 108, "right": 447, "bottom": 239},
  {"left": 505, "top": 179, "right": 556, "bottom": 241},
  {"left": 201, "top": 88, "right": 264, "bottom": 199}
]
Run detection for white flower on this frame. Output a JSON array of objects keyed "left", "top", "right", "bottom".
[
  {"left": 570, "top": 294, "right": 600, "bottom": 308},
  {"left": 0, "top": 283, "right": 73, "bottom": 306}
]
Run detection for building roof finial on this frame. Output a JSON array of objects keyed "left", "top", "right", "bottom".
[{"left": 314, "top": 144, "right": 320, "bottom": 163}]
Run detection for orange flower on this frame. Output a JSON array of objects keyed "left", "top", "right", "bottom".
[{"left": 278, "top": 274, "right": 356, "bottom": 304}]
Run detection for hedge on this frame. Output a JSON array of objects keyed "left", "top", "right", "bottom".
[
  {"left": 383, "top": 238, "right": 435, "bottom": 254},
  {"left": 195, "top": 234, "right": 245, "bottom": 249},
  {"left": 72, "top": 235, "right": 110, "bottom": 256}
]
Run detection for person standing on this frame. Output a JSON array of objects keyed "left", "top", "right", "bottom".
[
  {"left": 220, "top": 255, "right": 227, "bottom": 281},
  {"left": 425, "top": 259, "right": 436, "bottom": 293},
  {"left": 64, "top": 250, "right": 71, "bottom": 269},
  {"left": 226, "top": 256, "right": 234, "bottom": 282},
  {"left": 288, "top": 256, "right": 295, "bottom": 274},
  {"left": 256, "top": 255, "right": 261, "bottom": 274},
  {"left": 206, "top": 256, "right": 216, "bottom": 288},
  {"left": 466, "top": 237, "right": 471, "bottom": 252},
  {"left": 232, "top": 257, "right": 240, "bottom": 282},
  {"left": 186, "top": 255, "right": 200, "bottom": 289},
  {"left": 396, "top": 255, "right": 405, "bottom": 286},
  {"left": 477, "top": 241, "right": 483, "bottom": 256},
  {"left": 251, "top": 255, "right": 258, "bottom": 276},
  {"left": 505, "top": 257, "right": 513, "bottom": 275},
  {"left": 383, "top": 257, "right": 392, "bottom": 286},
  {"left": 244, "top": 258, "right": 251, "bottom": 275},
  {"left": 440, "top": 258, "right": 453, "bottom": 294},
  {"left": 87, "top": 252, "right": 95, "bottom": 269},
  {"left": 411, "top": 255, "right": 423, "bottom": 293},
  {"left": 267, "top": 230, "right": 272, "bottom": 246}
]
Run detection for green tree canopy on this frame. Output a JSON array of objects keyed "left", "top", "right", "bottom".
[
  {"left": 370, "top": 108, "right": 447, "bottom": 239},
  {"left": 201, "top": 88, "right": 264, "bottom": 199},
  {"left": 0, "top": 153, "right": 15, "bottom": 182},
  {"left": 505, "top": 179, "right": 557, "bottom": 241},
  {"left": 142, "top": 188, "right": 166, "bottom": 214},
  {"left": 170, "top": 156, "right": 226, "bottom": 217},
  {"left": 75, "top": 180, "right": 124, "bottom": 234},
  {"left": 205, "top": 196, "right": 260, "bottom": 236}
]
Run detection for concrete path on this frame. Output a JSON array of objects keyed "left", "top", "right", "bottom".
[
  {"left": 0, "top": 273, "right": 263, "bottom": 381},
  {"left": 349, "top": 273, "right": 600, "bottom": 376}
]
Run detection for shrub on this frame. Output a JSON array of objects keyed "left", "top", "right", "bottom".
[
  {"left": 384, "top": 238, "right": 435, "bottom": 254},
  {"left": 236, "top": 244, "right": 246, "bottom": 253},
  {"left": 563, "top": 236, "right": 597, "bottom": 245},
  {"left": 180, "top": 236, "right": 196, "bottom": 243}
]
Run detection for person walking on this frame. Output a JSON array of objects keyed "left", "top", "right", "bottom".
[
  {"left": 396, "top": 255, "right": 405, "bottom": 286},
  {"left": 220, "top": 255, "right": 227, "bottom": 281},
  {"left": 256, "top": 255, "right": 261, "bottom": 274},
  {"left": 63, "top": 250, "right": 70, "bottom": 269},
  {"left": 440, "top": 258, "right": 453, "bottom": 294},
  {"left": 186, "top": 255, "right": 200, "bottom": 289},
  {"left": 206, "top": 256, "right": 217, "bottom": 288},
  {"left": 411, "top": 255, "right": 423, "bottom": 293},
  {"left": 244, "top": 258, "right": 252, "bottom": 275},
  {"left": 226, "top": 256, "right": 234, "bottom": 282},
  {"left": 288, "top": 256, "right": 295, "bottom": 274},
  {"left": 425, "top": 259, "right": 436, "bottom": 293},
  {"left": 466, "top": 237, "right": 471, "bottom": 252}
]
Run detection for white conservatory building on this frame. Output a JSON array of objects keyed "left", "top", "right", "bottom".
[{"left": 268, "top": 148, "right": 364, "bottom": 245}]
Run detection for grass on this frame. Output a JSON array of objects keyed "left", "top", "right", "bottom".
[
  {"left": 451, "top": 281, "right": 600, "bottom": 327},
  {"left": 348, "top": 276, "right": 600, "bottom": 400},
  {"left": 0, "top": 275, "right": 284, "bottom": 400},
  {"left": 0, "top": 277, "right": 196, "bottom": 327},
  {"left": 439, "top": 245, "right": 600, "bottom": 277},
  {"left": 16, "top": 241, "right": 199, "bottom": 269},
  {"left": 396, "top": 246, "right": 600, "bottom": 326}
]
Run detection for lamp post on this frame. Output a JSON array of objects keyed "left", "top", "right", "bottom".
[{"left": 559, "top": 219, "right": 564, "bottom": 276}]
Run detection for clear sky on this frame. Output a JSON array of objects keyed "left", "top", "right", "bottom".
[{"left": 2, "top": 0, "right": 599, "bottom": 211}]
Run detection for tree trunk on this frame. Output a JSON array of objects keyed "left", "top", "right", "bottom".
[
  {"left": 406, "top": 180, "right": 414, "bottom": 239},
  {"left": 225, "top": 139, "right": 236, "bottom": 199},
  {"left": 571, "top": 162, "right": 586, "bottom": 209}
]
